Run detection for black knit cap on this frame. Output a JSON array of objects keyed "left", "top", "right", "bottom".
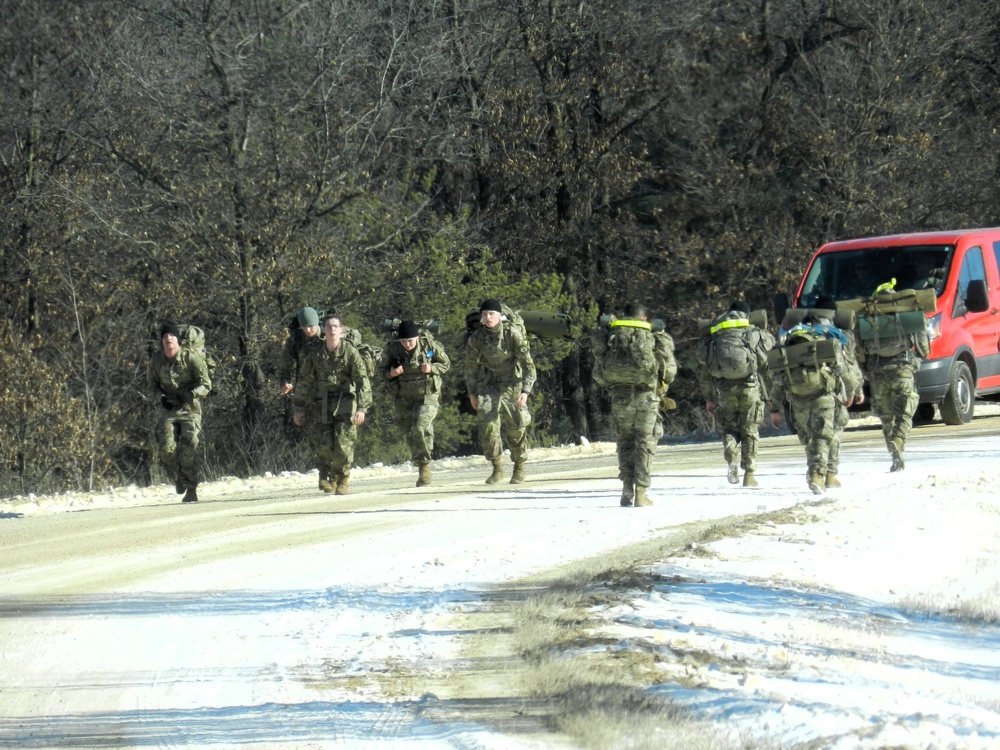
[
  {"left": 728, "top": 300, "right": 751, "bottom": 314},
  {"left": 479, "top": 298, "right": 502, "bottom": 313},
  {"left": 160, "top": 323, "right": 181, "bottom": 339},
  {"left": 397, "top": 320, "right": 420, "bottom": 339}
]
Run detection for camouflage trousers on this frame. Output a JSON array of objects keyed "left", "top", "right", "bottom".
[
  {"left": 154, "top": 405, "right": 202, "bottom": 489},
  {"left": 476, "top": 385, "right": 531, "bottom": 463},
  {"left": 393, "top": 392, "right": 439, "bottom": 466},
  {"left": 610, "top": 389, "right": 663, "bottom": 489},
  {"left": 789, "top": 392, "right": 844, "bottom": 479},
  {"left": 712, "top": 382, "right": 765, "bottom": 472},
  {"left": 304, "top": 397, "right": 358, "bottom": 478},
  {"left": 868, "top": 365, "right": 919, "bottom": 447}
]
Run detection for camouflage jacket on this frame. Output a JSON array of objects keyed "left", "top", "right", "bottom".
[
  {"left": 279, "top": 328, "right": 323, "bottom": 386},
  {"left": 293, "top": 340, "right": 373, "bottom": 414},
  {"left": 380, "top": 335, "right": 451, "bottom": 400},
  {"left": 147, "top": 348, "right": 212, "bottom": 412},
  {"left": 465, "top": 321, "right": 536, "bottom": 396}
]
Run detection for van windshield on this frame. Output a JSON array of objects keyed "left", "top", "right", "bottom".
[{"left": 799, "top": 244, "right": 953, "bottom": 307}]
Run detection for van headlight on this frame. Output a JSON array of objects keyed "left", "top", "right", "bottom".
[{"left": 926, "top": 313, "right": 942, "bottom": 341}]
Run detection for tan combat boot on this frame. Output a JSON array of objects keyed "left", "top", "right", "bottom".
[
  {"left": 742, "top": 471, "right": 758, "bottom": 488},
  {"left": 335, "top": 474, "right": 350, "bottom": 495},
  {"left": 807, "top": 473, "right": 826, "bottom": 495},
  {"left": 319, "top": 470, "right": 335, "bottom": 493},
  {"left": 510, "top": 462, "right": 525, "bottom": 485},
  {"left": 825, "top": 473, "right": 842, "bottom": 489},
  {"left": 727, "top": 462, "right": 739, "bottom": 485},
  {"left": 620, "top": 482, "right": 635, "bottom": 507},
  {"left": 888, "top": 438, "right": 905, "bottom": 472},
  {"left": 485, "top": 459, "right": 504, "bottom": 485},
  {"left": 634, "top": 486, "right": 653, "bottom": 507},
  {"left": 416, "top": 463, "right": 432, "bottom": 487}
]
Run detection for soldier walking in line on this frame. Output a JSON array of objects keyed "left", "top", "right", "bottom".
[
  {"left": 465, "top": 298, "right": 536, "bottom": 485},
  {"left": 148, "top": 323, "right": 212, "bottom": 504},
  {"left": 278, "top": 306, "right": 322, "bottom": 396},
  {"left": 769, "top": 309, "right": 864, "bottom": 494},
  {"left": 592, "top": 302, "right": 677, "bottom": 507},
  {"left": 293, "top": 313, "right": 371, "bottom": 495},
  {"left": 380, "top": 320, "right": 451, "bottom": 487},
  {"left": 860, "top": 283, "right": 931, "bottom": 471},
  {"left": 697, "top": 301, "right": 775, "bottom": 487}
]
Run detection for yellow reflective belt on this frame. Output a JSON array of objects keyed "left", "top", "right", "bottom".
[
  {"left": 874, "top": 278, "right": 897, "bottom": 295},
  {"left": 609, "top": 319, "right": 652, "bottom": 331},
  {"left": 709, "top": 318, "right": 750, "bottom": 335}
]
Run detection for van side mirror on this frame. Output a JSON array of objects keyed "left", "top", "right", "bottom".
[{"left": 965, "top": 279, "right": 990, "bottom": 313}]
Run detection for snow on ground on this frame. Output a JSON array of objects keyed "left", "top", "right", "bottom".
[{"left": 2, "top": 424, "right": 1000, "bottom": 748}]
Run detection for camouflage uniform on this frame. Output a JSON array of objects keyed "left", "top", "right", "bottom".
[
  {"left": 294, "top": 340, "right": 372, "bottom": 489},
  {"left": 147, "top": 347, "right": 212, "bottom": 493},
  {"left": 279, "top": 328, "right": 322, "bottom": 390},
  {"left": 380, "top": 334, "right": 451, "bottom": 469},
  {"left": 770, "top": 323, "right": 863, "bottom": 493},
  {"left": 861, "top": 318, "right": 930, "bottom": 471},
  {"left": 593, "top": 319, "right": 677, "bottom": 505},
  {"left": 697, "top": 311, "right": 775, "bottom": 486},
  {"left": 465, "top": 320, "right": 536, "bottom": 476}
]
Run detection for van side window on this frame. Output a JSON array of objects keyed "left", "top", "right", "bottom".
[
  {"left": 993, "top": 241, "right": 1000, "bottom": 283},
  {"left": 954, "top": 246, "right": 986, "bottom": 317}
]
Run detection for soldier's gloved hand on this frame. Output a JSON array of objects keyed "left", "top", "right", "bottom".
[
  {"left": 160, "top": 394, "right": 175, "bottom": 409},
  {"left": 176, "top": 390, "right": 194, "bottom": 405}
]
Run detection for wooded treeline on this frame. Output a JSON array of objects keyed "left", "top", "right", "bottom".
[{"left": 3, "top": 0, "right": 1000, "bottom": 496}]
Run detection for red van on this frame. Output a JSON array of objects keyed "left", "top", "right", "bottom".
[{"left": 778, "top": 228, "right": 1000, "bottom": 424}]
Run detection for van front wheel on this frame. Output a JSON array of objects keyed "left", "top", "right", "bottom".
[{"left": 939, "top": 361, "right": 974, "bottom": 425}]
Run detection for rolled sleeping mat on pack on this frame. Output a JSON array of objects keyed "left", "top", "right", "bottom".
[
  {"left": 856, "top": 310, "right": 927, "bottom": 341},
  {"left": 518, "top": 310, "right": 572, "bottom": 340},
  {"left": 697, "top": 309, "right": 768, "bottom": 336},
  {"left": 766, "top": 338, "right": 839, "bottom": 373},
  {"left": 838, "top": 288, "right": 936, "bottom": 315},
  {"left": 781, "top": 307, "right": 855, "bottom": 332}
]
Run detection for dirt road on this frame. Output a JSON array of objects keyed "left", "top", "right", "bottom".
[{"left": 2, "top": 415, "right": 998, "bottom": 748}]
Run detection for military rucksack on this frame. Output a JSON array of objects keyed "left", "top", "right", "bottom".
[
  {"left": 700, "top": 324, "right": 757, "bottom": 380},
  {"left": 599, "top": 320, "right": 658, "bottom": 386},
  {"left": 767, "top": 334, "right": 840, "bottom": 398},
  {"left": 342, "top": 326, "right": 382, "bottom": 379},
  {"left": 177, "top": 324, "right": 217, "bottom": 382}
]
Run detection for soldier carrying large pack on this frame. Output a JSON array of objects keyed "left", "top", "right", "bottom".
[
  {"left": 465, "top": 298, "right": 537, "bottom": 485},
  {"left": 696, "top": 301, "right": 775, "bottom": 488},
  {"left": 147, "top": 323, "right": 213, "bottom": 504},
  {"left": 592, "top": 302, "right": 677, "bottom": 507},
  {"left": 768, "top": 301, "right": 864, "bottom": 494},
  {"left": 278, "top": 307, "right": 322, "bottom": 396},
  {"left": 293, "top": 313, "right": 372, "bottom": 495},
  {"left": 841, "top": 281, "right": 932, "bottom": 471},
  {"left": 380, "top": 319, "right": 451, "bottom": 487}
]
